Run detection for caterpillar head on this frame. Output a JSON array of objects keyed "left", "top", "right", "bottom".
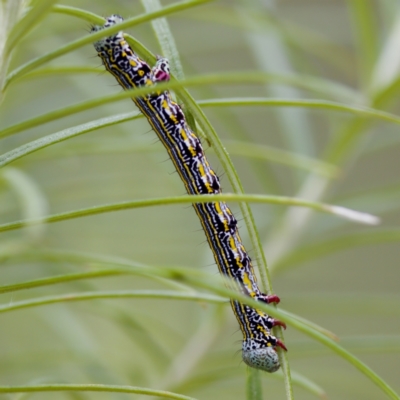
[{"left": 151, "top": 55, "right": 171, "bottom": 83}]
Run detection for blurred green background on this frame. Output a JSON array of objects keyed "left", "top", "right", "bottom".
[{"left": 0, "top": 0, "right": 399, "bottom": 399}]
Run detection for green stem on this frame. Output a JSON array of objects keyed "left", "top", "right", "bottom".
[
  {"left": 0, "top": 384, "right": 197, "bottom": 400},
  {"left": 0, "top": 193, "right": 379, "bottom": 234},
  {"left": 4, "top": 0, "right": 213, "bottom": 89}
]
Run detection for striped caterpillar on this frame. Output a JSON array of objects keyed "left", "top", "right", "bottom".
[{"left": 91, "top": 15, "right": 287, "bottom": 373}]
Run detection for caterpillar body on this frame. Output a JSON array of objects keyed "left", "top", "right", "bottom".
[{"left": 92, "top": 15, "right": 287, "bottom": 373}]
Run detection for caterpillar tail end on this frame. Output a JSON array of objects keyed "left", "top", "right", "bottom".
[
  {"left": 242, "top": 339, "right": 287, "bottom": 373},
  {"left": 242, "top": 346, "right": 280, "bottom": 373}
]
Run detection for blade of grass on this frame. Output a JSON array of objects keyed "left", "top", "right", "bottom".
[
  {"left": 6, "top": 73, "right": 365, "bottom": 138},
  {"left": 0, "top": 111, "right": 141, "bottom": 167},
  {"left": 224, "top": 139, "right": 339, "bottom": 178},
  {"left": 3, "top": 247, "right": 396, "bottom": 398},
  {"left": 22, "top": 66, "right": 100, "bottom": 80},
  {"left": 0, "top": 193, "right": 380, "bottom": 236},
  {"left": 19, "top": 66, "right": 362, "bottom": 103},
  {"left": 0, "top": 249, "right": 193, "bottom": 293},
  {"left": 160, "top": 306, "right": 226, "bottom": 391},
  {"left": 5, "top": 0, "right": 58, "bottom": 55},
  {"left": 187, "top": 276, "right": 399, "bottom": 400},
  {"left": 289, "top": 371, "right": 327, "bottom": 399},
  {"left": 176, "top": 366, "right": 326, "bottom": 399},
  {"left": 246, "top": 368, "right": 262, "bottom": 400},
  {"left": 347, "top": 0, "right": 379, "bottom": 91},
  {"left": 278, "top": 309, "right": 339, "bottom": 342},
  {"left": 0, "top": 69, "right": 400, "bottom": 137},
  {"left": 289, "top": 336, "right": 400, "bottom": 358},
  {"left": 0, "top": 122, "right": 338, "bottom": 180},
  {"left": 0, "top": 290, "right": 225, "bottom": 314},
  {"left": 1, "top": 167, "right": 48, "bottom": 240},
  {"left": 0, "top": 248, "right": 338, "bottom": 344},
  {"left": 240, "top": 0, "right": 315, "bottom": 198},
  {"left": 23, "top": 261, "right": 396, "bottom": 400},
  {"left": 272, "top": 229, "right": 400, "bottom": 273},
  {"left": 370, "top": 5, "right": 400, "bottom": 96},
  {"left": 4, "top": 0, "right": 213, "bottom": 89},
  {"left": 0, "top": 384, "right": 198, "bottom": 400},
  {"left": 2, "top": 87, "right": 399, "bottom": 139},
  {"left": 0, "top": 270, "right": 126, "bottom": 294},
  {"left": 199, "top": 97, "right": 400, "bottom": 126},
  {"left": 51, "top": 4, "right": 100, "bottom": 23}
]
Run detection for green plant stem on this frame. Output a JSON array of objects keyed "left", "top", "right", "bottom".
[
  {"left": 5, "top": 0, "right": 58, "bottom": 55},
  {"left": 0, "top": 193, "right": 379, "bottom": 235},
  {"left": 0, "top": 121, "right": 338, "bottom": 179},
  {"left": 1, "top": 261, "right": 397, "bottom": 400},
  {"left": 2, "top": 91, "right": 399, "bottom": 140},
  {"left": 0, "top": 111, "right": 141, "bottom": 166},
  {"left": 246, "top": 368, "right": 262, "bottom": 400},
  {"left": 189, "top": 276, "right": 400, "bottom": 400},
  {"left": 0, "top": 290, "right": 225, "bottom": 314},
  {"left": 51, "top": 4, "right": 100, "bottom": 23},
  {"left": 4, "top": 0, "right": 213, "bottom": 89},
  {"left": 19, "top": 67, "right": 360, "bottom": 102},
  {"left": 0, "top": 384, "right": 198, "bottom": 400},
  {"left": 0, "top": 270, "right": 125, "bottom": 294}
]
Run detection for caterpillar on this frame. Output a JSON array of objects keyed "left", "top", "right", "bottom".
[{"left": 91, "top": 15, "right": 287, "bottom": 373}]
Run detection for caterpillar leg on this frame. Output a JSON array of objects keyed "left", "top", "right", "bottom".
[
  {"left": 259, "top": 293, "right": 280, "bottom": 304},
  {"left": 261, "top": 314, "right": 287, "bottom": 330},
  {"left": 257, "top": 294, "right": 287, "bottom": 329},
  {"left": 276, "top": 338, "right": 288, "bottom": 351},
  {"left": 271, "top": 319, "right": 287, "bottom": 330}
]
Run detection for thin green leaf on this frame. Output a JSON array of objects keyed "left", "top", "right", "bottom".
[
  {"left": 0, "top": 111, "right": 141, "bottom": 167},
  {"left": 292, "top": 335, "right": 400, "bottom": 358},
  {"left": 0, "top": 290, "right": 225, "bottom": 314},
  {"left": 272, "top": 229, "right": 400, "bottom": 273},
  {"left": 5, "top": 0, "right": 58, "bottom": 55},
  {"left": 51, "top": 4, "right": 100, "bottom": 24},
  {"left": 0, "top": 248, "right": 337, "bottom": 345},
  {"left": 176, "top": 366, "right": 326, "bottom": 399},
  {"left": 0, "top": 384, "right": 198, "bottom": 400},
  {"left": 0, "top": 270, "right": 126, "bottom": 294},
  {"left": 0, "top": 70, "right": 373, "bottom": 138},
  {"left": 288, "top": 371, "right": 327, "bottom": 399},
  {"left": 0, "top": 193, "right": 379, "bottom": 235},
  {"left": 347, "top": 0, "right": 379, "bottom": 90},
  {"left": 0, "top": 248, "right": 193, "bottom": 293},
  {"left": 0, "top": 122, "right": 340, "bottom": 177},
  {"left": 22, "top": 66, "right": 99, "bottom": 80},
  {"left": 199, "top": 97, "right": 400, "bottom": 126},
  {"left": 246, "top": 368, "right": 262, "bottom": 400},
  {"left": 0, "top": 124, "right": 339, "bottom": 179},
  {"left": 3, "top": 249, "right": 396, "bottom": 398},
  {"left": 224, "top": 139, "right": 340, "bottom": 178},
  {"left": 4, "top": 0, "right": 213, "bottom": 88},
  {"left": 278, "top": 309, "right": 339, "bottom": 342},
  {"left": 20, "top": 66, "right": 361, "bottom": 103},
  {"left": 2, "top": 82, "right": 399, "bottom": 139},
  {"left": 188, "top": 277, "right": 399, "bottom": 400}
]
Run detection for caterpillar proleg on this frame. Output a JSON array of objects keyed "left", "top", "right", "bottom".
[{"left": 91, "top": 15, "right": 287, "bottom": 373}]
